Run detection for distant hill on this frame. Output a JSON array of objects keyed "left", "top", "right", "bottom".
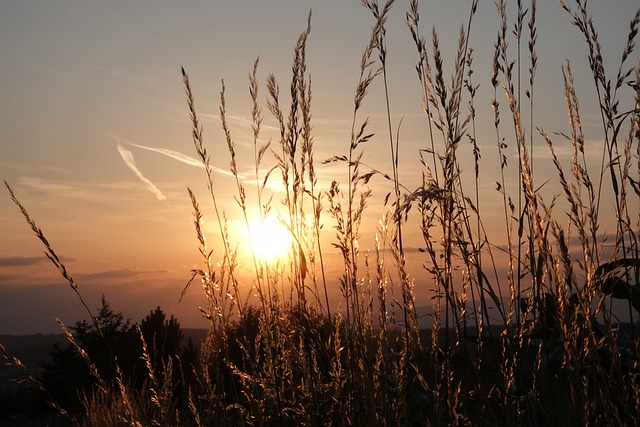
[
  {"left": 0, "top": 329, "right": 210, "bottom": 390},
  {"left": 1, "top": 333, "right": 65, "bottom": 391},
  {"left": 0, "top": 334, "right": 66, "bottom": 371}
]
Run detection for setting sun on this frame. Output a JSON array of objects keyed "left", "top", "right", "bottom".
[{"left": 247, "top": 214, "right": 293, "bottom": 263}]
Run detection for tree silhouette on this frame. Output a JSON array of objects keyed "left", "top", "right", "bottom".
[
  {"left": 139, "top": 306, "right": 198, "bottom": 410},
  {"left": 39, "top": 298, "right": 198, "bottom": 415},
  {"left": 141, "top": 306, "right": 184, "bottom": 367},
  {"left": 41, "top": 296, "right": 140, "bottom": 413}
]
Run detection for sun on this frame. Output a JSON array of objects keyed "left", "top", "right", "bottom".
[{"left": 247, "top": 214, "right": 293, "bottom": 263}]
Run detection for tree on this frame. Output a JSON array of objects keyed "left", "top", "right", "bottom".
[
  {"left": 40, "top": 296, "right": 141, "bottom": 413},
  {"left": 139, "top": 306, "right": 198, "bottom": 409},
  {"left": 140, "top": 306, "right": 185, "bottom": 368},
  {"left": 40, "top": 298, "right": 198, "bottom": 415}
]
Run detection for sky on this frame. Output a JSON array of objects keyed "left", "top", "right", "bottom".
[{"left": 1, "top": 0, "right": 638, "bottom": 334}]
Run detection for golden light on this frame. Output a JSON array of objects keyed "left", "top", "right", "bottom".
[{"left": 247, "top": 214, "right": 293, "bottom": 263}]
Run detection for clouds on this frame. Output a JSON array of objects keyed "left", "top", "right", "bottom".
[
  {"left": 76, "top": 267, "right": 146, "bottom": 281},
  {"left": 0, "top": 256, "right": 45, "bottom": 267},
  {"left": 112, "top": 133, "right": 167, "bottom": 201},
  {"left": 131, "top": 143, "right": 204, "bottom": 168},
  {"left": 0, "top": 258, "right": 205, "bottom": 334},
  {"left": 110, "top": 132, "right": 249, "bottom": 201},
  {"left": 129, "top": 142, "right": 237, "bottom": 178}
]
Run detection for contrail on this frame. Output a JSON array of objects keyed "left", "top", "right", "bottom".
[
  {"left": 111, "top": 134, "right": 166, "bottom": 201},
  {"left": 129, "top": 143, "right": 204, "bottom": 168},
  {"left": 129, "top": 142, "right": 239, "bottom": 179}
]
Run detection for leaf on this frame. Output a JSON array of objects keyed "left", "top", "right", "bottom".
[
  {"left": 601, "top": 276, "right": 632, "bottom": 299},
  {"left": 599, "top": 275, "right": 640, "bottom": 313},
  {"left": 360, "top": 171, "right": 375, "bottom": 185},
  {"left": 322, "top": 155, "right": 348, "bottom": 164},
  {"left": 299, "top": 247, "right": 307, "bottom": 281},
  {"left": 595, "top": 258, "right": 640, "bottom": 277}
]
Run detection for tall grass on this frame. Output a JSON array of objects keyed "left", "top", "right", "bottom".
[{"left": 4, "top": 0, "right": 640, "bottom": 425}]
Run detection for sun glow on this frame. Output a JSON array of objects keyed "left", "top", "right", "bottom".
[{"left": 247, "top": 214, "right": 293, "bottom": 263}]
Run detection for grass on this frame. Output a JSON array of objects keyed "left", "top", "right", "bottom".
[{"left": 3, "top": 0, "right": 640, "bottom": 425}]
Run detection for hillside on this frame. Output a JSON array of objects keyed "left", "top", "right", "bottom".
[{"left": 0, "top": 329, "right": 209, "bottom": 390}]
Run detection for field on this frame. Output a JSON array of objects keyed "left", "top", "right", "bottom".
[{"left": 2, "top": 0, "right": 640, "bottom": 425}]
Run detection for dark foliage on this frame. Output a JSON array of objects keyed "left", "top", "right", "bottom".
[{"left": 39, "top": 297, "right": 197, "bottom": 415}]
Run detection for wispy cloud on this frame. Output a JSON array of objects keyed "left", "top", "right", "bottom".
[
  {"left": 202, "top": 113, "right": 279, "bottom": 133},
  {"left": 0, "top": 256, "right": 45, "bottom": 267},
  {"left": 131, "top": 143, "right": 203, "bottom": 168},
  {"left": 0, "top": 161, "right": 68, "bottom": 175},
  {"left": 128, "top": 142, "right": 238, "bottom": 178},
  {"left": 83, "top": 63, "right": 154, "bottom": 87},
  {"left": 14, "top": 176, "right": 172, "bottom": 205},
  {"left": 111, "top": 134, "right": 166, "bottom": 201},
  {"left": 76, "top": 267, "right": 144, "bottom": 281}
]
